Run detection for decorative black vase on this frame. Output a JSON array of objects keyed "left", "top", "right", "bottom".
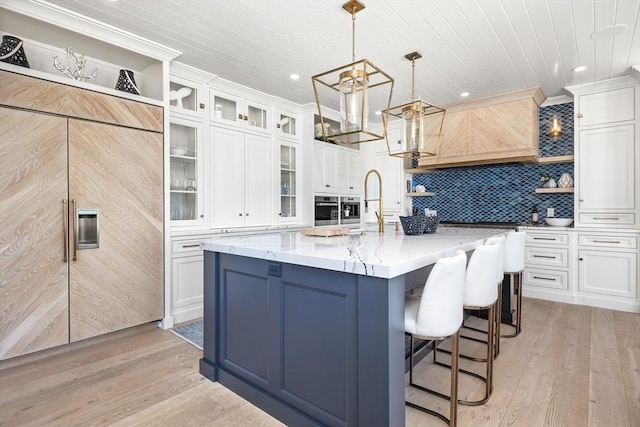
[
  {"left": 115, "top": 69, "right": 140, "bottom": 95},
  {"left": 0, "top": 35, "right": 30, "bottom": 68}
]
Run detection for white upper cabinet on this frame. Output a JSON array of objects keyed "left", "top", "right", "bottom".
[
  {"left": 210, "top": 126, "right": 272, "bottom": 229},
  {"left": 568, "top": 77, "right": 639, "bottom": 229},
  {"left": 276, "top": 108, "right": 299, "bottom": 141},
  {"left": 169, "top": 75, "right": 207, "bottom": 119},
  {"left": 209, "top": 88, "right": 272, "bottom": 135},
  {"left": 576, "top": 86, "right": 636, "bottom": 127}
]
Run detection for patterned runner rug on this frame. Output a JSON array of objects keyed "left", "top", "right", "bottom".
[{"left": 170, "top": 320, "right": 203, "bottom": 350}]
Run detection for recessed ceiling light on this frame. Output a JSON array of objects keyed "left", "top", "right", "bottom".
[
  {"left": 460, "top": 92, "right": 470, "bottom": 97},
  {"left": 289, "top": 73, "right": 300, "bottom": 80},
  {"left": 591, "top": 24, "right": 628, "bottom": 40},
  {"left": 573, "top": 66, "right": 587, "bottom": 72}
]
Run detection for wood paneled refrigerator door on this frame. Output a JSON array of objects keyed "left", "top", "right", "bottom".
[
  {"left": 0, "top": 107, "right": 69, "bottom": 359},
  {"left": 68, "top": 120, "right": 163, "bottom": 342}
]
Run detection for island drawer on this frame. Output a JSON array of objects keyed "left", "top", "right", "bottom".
[
  {"left": 526, "top": 232, "right": 569, "bottom": 246},
  {"left": 525, "top": 247, "right": 569, "bottom": 268}
]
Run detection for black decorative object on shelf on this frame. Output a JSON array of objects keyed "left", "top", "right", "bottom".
[
  {"left": 0, "top": 35, "right": 30, "bottom": 68},
  {"left": 115, "top": 69, "right": 140, "bottom": 95}
]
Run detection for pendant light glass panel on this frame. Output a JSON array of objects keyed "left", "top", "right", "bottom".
[{"left": 340, "top": 70, "right": 368, "bottom": 133}]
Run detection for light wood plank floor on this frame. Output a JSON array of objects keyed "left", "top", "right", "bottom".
[{"left": 1, "top": 298, "right": 638, "bottom": 426}]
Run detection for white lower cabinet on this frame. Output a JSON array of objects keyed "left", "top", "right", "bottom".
[
  {"left": 522, "top": 227, "right": 639, "bottom": 313},
  {"left": 523, "top": 229, "right": 573, "bottom": 303},
  {"left": 170, "top": 238, "right": 206, "bottom": 323},
  {"left": 576, "top": 232, "right": 638, "bottom": 311}
]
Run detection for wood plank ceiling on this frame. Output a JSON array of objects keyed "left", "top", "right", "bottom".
[{"left": 42, "top": 0, "right": 640, "bottom": 108}]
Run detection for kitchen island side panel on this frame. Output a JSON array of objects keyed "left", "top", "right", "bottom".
[{"left": 200, "top": 251, "right": 408, "bottom": 427}]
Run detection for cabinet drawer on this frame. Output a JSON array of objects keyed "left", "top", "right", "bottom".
[
  {"left": 526, "top": 232, "right": 569, "bottom": 245},
  {"left": 579, "top": 213, "right": 635, "bottom": 226},
  {"left": 172, "top": 239, "right": 204, "bottom": 254},
  {"left": 524, "top": 268, "right": 569, "bottom": 290},
  {"left": 525, "top": 247, "right": 569, "bottom": 268},
  {"left": 578, "top": 234, "right": 637, "bottom": 249}
]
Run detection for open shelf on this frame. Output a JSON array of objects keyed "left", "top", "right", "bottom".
[
  {"left": 537, "top": 155, "right": 574, "bottom": 164},
  {"left": 535, "top": 187, "right": 574, "bottom": 193},
  {"left": 406, "top": 192, "right": 435, "bottom": 197}
]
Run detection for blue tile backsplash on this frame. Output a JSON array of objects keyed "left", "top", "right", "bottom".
[{"left": 412, "top": 102, "right": 574, "bottom": 224}]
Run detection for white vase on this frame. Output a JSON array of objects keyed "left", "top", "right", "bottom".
[
  {"left": 558, "top": 173, "right": 574, "bottom": 188},
  {"left": 547, "top": 178, "right": 557, "bottom": 188}
]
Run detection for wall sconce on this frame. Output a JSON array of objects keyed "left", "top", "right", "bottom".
[{"left": 548, "top": 113, "right": 562, "bottom": 140}]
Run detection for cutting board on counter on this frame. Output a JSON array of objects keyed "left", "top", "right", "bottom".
[{"left": 300, "top": 227, "right": 350, "bottom": 237}]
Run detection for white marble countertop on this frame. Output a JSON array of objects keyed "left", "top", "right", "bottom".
[{"left": 201, "top": 227, "right": 512, "bottom": 279}]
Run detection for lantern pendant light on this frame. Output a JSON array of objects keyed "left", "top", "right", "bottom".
[
  {"left": 382, "top": 52, "right": 446, "bottom": 159},
  {"left": 311, "top": 0, "right": 394, "bottom": 145}
]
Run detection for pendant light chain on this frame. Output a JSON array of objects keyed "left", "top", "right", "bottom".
[
  {"left": 351, "top": 6, "right": 356, "bottom": 63},
  {"left": 411, "top": 58, "right": 416, "bottom": 101}
]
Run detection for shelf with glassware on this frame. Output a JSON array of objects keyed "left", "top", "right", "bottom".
[
  {"left": 278, "top": 142, "right": 300, "bottom": 223},
  {"left": 0, "top": 3, "right": 180, "bottom": 103},
  {"left": 209, "top": 86, "right": 272, "bottom": 136},
  {"left": 169, "top": 116, "right": 204, "bottom": 227}
]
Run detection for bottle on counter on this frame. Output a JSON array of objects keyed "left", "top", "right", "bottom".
[{"left": 531, "top": 205, "right": 539, "bottom": 224}]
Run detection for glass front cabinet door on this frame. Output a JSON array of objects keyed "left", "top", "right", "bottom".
[
  {"left": 169, "top": 76, "right": 206, "bottom": 118},
  {"left": 278, "top": 143, "right": 299, "bottom": 222},
  {"left": 276, "top": 109, "right": 298, "bottom": 140},
  {"left": 210, "top": 88, "right": 271, "bottom": 135},
  {"left": 170, "top": 117, "right": 204, "bottom": 227}
]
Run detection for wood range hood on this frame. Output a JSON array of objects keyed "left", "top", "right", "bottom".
[{"left": 414, "top": 87, "right": 546, "bottom": 170}]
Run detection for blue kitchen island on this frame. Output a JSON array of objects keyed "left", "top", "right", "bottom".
[{"left": 199, "top": 227, "right": 510, "bottom": 427}]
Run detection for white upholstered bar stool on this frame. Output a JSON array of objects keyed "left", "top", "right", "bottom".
[
  {"left": 461, "top": 235, "right": 505, "bottom": 359},
  {"left": 405, "top": 249, "right": 467, "bottom": 426},
  {"left": 484, "top": 235, "right": 506, "bottom": 356},
  {"left": 451, "top": 242, "right": 500, "bottom": 405},
  {"left": 501, "top": 231, "right": 526, "bottom": 338}
]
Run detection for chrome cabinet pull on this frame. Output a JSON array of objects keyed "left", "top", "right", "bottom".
[
  {"left": 533, "top": 276, "right": 556, "bottom": 281},
  {"left": 592, "top": 240, "right": 621, "bottom": 244},
  {"left": 533, "top": 237, "right": 555, "bottom": 241},
  {"left": 72, "top": 198, "right": 77, "bottom": 261},
  {"left": 533, "top": 255, "right": 556, "bottom": 259},
  {"left": 182, "top": 244, "right": 200, "bottom": 248},
  {"left": 593, "top": 217, "right": 619, "bottom": 220},
  {"left": 62, "top": 199, "right": 68, "bottom": 262}
]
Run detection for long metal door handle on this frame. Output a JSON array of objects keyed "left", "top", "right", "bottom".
[
  {"left": 533, "top": 276, "right": 556, "bottom": 281},
  {"left": 593, "top": 217, "right": 619, "bottom": 220},
  {"left": 62, "top": 199, "right": 68, "bottom": 262},
  {"left": 181, "top": 244, "right": 201, "bottom": 248},
  {"left": 72, "top": 198, "right": 77, "bottom": 261},
  {"left": 533, "top": 237, "right": 555, "bottom": 241},
  {"left": 592, "top": 240, "right": 621, "bottom": 244},
  {"left": 533, "top": 255, "right": 556, "bottom": 259}
]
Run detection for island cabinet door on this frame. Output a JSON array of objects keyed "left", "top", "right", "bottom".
[{"left": 216, "top": 254, "right": 359, "bottom": 426}]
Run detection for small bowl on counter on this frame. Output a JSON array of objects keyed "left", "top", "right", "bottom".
[{"left": 545, "top": 218, "right": 573, "bottom": 227}]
